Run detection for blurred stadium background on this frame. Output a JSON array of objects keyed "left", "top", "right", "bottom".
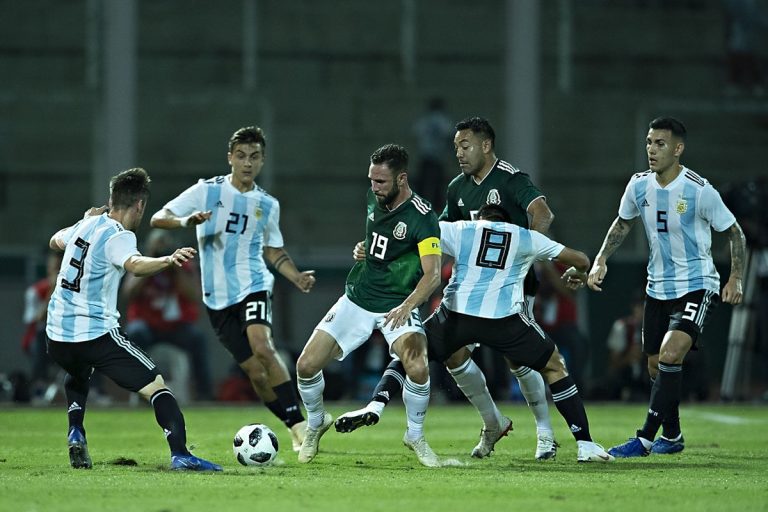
[{"left": 1, "top": 0, "right": 766, "bottom": 402}]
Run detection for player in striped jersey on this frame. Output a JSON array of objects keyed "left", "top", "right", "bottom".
[
  {"left": 151, "top": 126, "right": 315, "bottom": 452},
  {"left": 336, "top": 117, "right": 559, "bottom": 461},
  {"left": 586, "top": 117, "right": 746, "bottom": 457},
  {"left": 46, "top": 168, "right": 221, "bottom": 471},
  {"left": 295, "top": 144, "right": 443, "bottom": 467},
  {"left": 430, "top": 204, "right": 613, "bottom": 462}
]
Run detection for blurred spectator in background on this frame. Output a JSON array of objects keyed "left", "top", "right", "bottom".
[
  {"left": 593, "top": 290, "right": 648, "bottom": 401},
  {"left": 21, "top": 249, "right": 63, "bottom": 400},
  {"left": 723, "top": 0, "right": 768, "bottom": 97},
  {"left": 534, "top": 259, "right": 589, "bottom": 392},
  {"left": 122, "top": 229, "right": 214, "bottom": 401},
  {"left": 412, "top": 96, "right": 454, "bottom": 208}
]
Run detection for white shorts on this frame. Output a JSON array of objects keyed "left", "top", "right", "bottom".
[{"left": 314, "top": 294, "right": 425, "bottom": 361}]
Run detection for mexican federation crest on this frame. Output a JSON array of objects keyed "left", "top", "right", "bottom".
[
  {"left": 675, "top": 196, "right": 688, "bottom": 215},
  {"left": 393, "top": 221, "right": 407, "bottom": 240},
  {"left": 487, "top": 189, "right": 501, "bottom": 205}
]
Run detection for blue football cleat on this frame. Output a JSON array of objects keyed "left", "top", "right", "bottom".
[
  {"left": 651, "top": 435, "right": 685, "bottom": 454},
  {"left": 68, "top": 427, "right": 92, "bottom": 469},
  {"left": 607, "top": 437, "right": 650, "bottom": 458},
  {"left": 171, "top": 453, "right": 223, "bottom": 472}
]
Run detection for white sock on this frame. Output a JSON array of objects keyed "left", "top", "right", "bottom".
[
  {"left": 512, "top": 367, "right": 553, "bottom": 433},
  {"left": 366, "top": 400, "right": 385, "bottom": 416},
  {"left": 402, "top": 376, "right": 430, "bottom": 440},
  {"left": 449, "top": 358, "right": 502, "bottom": 429},
  {"left": 297, "top": 372, "right": 326, "bottom": 429}
]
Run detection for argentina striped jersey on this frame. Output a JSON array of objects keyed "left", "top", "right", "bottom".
[
  {"left": 46, "top": 214, "right": 139, "bottom": 342},
  {"left": 440, "top": 220, "right": 564, "bottom": 318},
  {"left": 164, "top": 174, "right": 284, "bottom": 310},
  {"left": 618, "top": 166, "right": 736, "bottom": 300}
]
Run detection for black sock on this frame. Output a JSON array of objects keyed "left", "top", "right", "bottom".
[
  {"left": 272, "top": 381, "right": 305, "bottom": 427},
  {"left": 638, "top": 362, "right": 682, "bottom": 441},
  {"left": 150, "top": 389, "right": 188, "bottom": 455},
  {"left": 372, "top": 360, "right": 405, "bottom": 405},
  {"left": 64, "top": 373, "right": 89, "bottom": 434},
  {"left": 550, "top": 375, "right": 591, "bottom": 442},
  {"left": 264, "top": 399, "right": 287, "bottom": 423}
]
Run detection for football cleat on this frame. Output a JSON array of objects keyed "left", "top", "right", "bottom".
[
  {"left": 334, "top": 408, "right": 380, "bottom": 433},
  {"left": 289, "top": 420, "right": 307, "bottom": 452},
  {"left": 68, "top": 427, "right": 92, "bottom": 469},
  {"left": 471, "top": 416, "right": 513, "bottom": 458},
  {"left": 651, "top": 435, "right": 685, "bottom": 455},
  {"left": 402, "top": 433, "right": 440, "bottom": 468},
  {"left": 170, "top": 453, "right": 223, "bottom": 471},
  {"left": 608, "top": 437, "right": 651, "bottom": 458},
  {"left": 577, "top": 440, "right": 615, "bottom": 462},
  {"left": 298, "top": 412, "right": 333, "bottom": 463},
  {"left": 535, "top": 431, "right": 559, "bottom": 460}
]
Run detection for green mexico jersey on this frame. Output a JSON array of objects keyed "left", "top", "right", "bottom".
[
  {"left": 440, "top": 158, "right": 544, "bottom": 227},
  {"left": 345, "top": 189, "right": 441, "bottom": 313}
]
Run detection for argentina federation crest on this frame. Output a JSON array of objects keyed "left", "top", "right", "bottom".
[
  {"left": 675, "top": 196, "right": 688, "bottom": 215},
  {"left": 487, "top": 189, "right": 501, "bottom": 205},
  {"left": 393, "top": 221, "right": 407, "bottom": 240}
]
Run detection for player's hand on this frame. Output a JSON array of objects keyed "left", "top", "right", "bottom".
[
  {"left": 721, "top": 277, "right": 743, "bottom": 305},
  {"left": 167, "top": 247, "right": 197, "bottom": 267},
  {"left": 561, "top": 266, "right": 587, "bottom": 290},
  {"left": 382, "top": 302, "right": 414, "bottom": 330},
  {"left": 182, "top": 210, "right": 213, "bottom": 227},
  {"left": 84, "top": 205, "right": 108, "bottom": 218},
  {"left": 294, "top": 270, "right": 316, "bottom": 293},
  {"left": 587, "top": 261, "right": 607, "bottom": 292},
  {"left": 353, "top": 240, "right": 366, "bottom": 261}
]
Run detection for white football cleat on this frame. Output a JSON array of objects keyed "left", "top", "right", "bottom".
[
  {"left": 289, "top": 420, "right": 307, "bottom": 452},
  {"left": 535, "top": 430, "right": 559, "bottom": 460},
  {"left": 298, "top": 413, "right": 332, "bottom": 463},
  {"left": 471, "top": 416, "right": 513, "bottom": 458},
  {"left": 403, "top": 433, "right": 440, "bottom": 468},
  {"left": 577, "top": 440, "right": 615, "bottom": 462}
]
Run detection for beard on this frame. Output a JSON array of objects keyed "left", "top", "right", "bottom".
[{"left": 376, "top": 182, "right": 400, "bottom": 209}]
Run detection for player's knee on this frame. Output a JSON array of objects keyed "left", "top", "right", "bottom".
[
  {"left": 444, "top": 347, "right": 470, "bottom": 370},
  {"left": 296, "top": 353, "right": 319, "bottom": 379}
]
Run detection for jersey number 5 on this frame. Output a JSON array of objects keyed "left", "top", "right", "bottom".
[{"left": 61, "top": 237, "right": 91, "bottom": 293}]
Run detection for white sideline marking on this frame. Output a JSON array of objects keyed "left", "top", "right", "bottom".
[{"left": 685, "top": 411, "right": 768, "bottom": 425}]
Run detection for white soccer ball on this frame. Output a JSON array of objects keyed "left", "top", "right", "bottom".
[{"left": 233, "top": 423, "right": 278, "bottom": 466}]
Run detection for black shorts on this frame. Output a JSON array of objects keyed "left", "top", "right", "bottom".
[
  {"left": 206, "top": 291, "right": 272, "bottom": 364},
  {"left": 425, "top": 305, "right": 555, "bottom": 371},
  {"left": 643, "top": 289, "right": 720, "bottom": 355},
  {"left": 46, "top": 328, "right": 160, "bottom": 392}
]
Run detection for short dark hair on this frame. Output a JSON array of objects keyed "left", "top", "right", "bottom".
[
  {"left": 478, "top": 204, "right": 510, "bottom": 223},
  {"left": 455, "top": 116, "right": 496, "bottom": 148},
  {"left": 109, "top": 168, "right": 151, "bottom": 210},
  {"left": 649, "top": 117, "right": 687, "bottom": 142},
  {"left": 370, "top": 144, "right": 409, "bottom": 174},
  {"left": 229, "top": 126, "right": 267, "bottom": 153}
]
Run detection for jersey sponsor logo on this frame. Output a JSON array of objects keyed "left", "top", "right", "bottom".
[
  {"left": 457, "top": 198, "right": 464, "bottom": 207},
  {"left": 164, "top": 428, "right": 172, "bottom": 438},
  {"left": 487, "top": 189, "right": 501, "bottom": 205},
  {"left": 368, "top": 212, "right": 374, "bottom": 221},
  {"left": 569, "top": 424, "right": 582, "bottom": 433},
  {"left": 324, "top": 311, "right": 336, "bottom": 323},
  {"left": 68, "top": 402, "right": 82, "bottom": 413},
  {"left": 641, "top": 199, "right": 650, "bottom": 207},
  {"left": 215, "top": 200, "right": 224, "bottom": 208},
  {"left": 675, "top": 196, "right": 688, "bottom": 214},
  {"left": 393, "top": 221, "right": 407, "bottom": 240}
]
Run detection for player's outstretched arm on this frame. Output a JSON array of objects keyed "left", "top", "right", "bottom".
[
  {"left": 124, "top": 247, "right": 197, "bottom": 277},
  {"left": 382, "top": 253, "right": 441, "bottom": 330},
  {"left": 588, "top": 216, "right": 634, "bottom": 292},
  {"left": 150, "top": 208, "right": 212, "bottom": 230},
  {"left": 556, "top": 248, "right": 590, "bottom": 289},
  {"left": 722, "top": 221, "right": 746, "bottom": 305},
  {"left": 264, "top": 246, "right": 316, "bottom": 293}
]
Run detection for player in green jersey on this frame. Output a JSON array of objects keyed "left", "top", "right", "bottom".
[
  {"left": 336, "top": 117, "right": 560, "bottom": 461},
  {"left": 295, "top": 144, "right": 443, "bottom": 467}
]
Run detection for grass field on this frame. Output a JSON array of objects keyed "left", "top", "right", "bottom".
[{"left": 1, "top": 403, "right": 766, "bottom": 512}]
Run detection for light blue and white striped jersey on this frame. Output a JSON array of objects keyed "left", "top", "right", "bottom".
[
  {"left": 618, "top": 166, "right": 736, "bottom": 300},
  {"left": 46, "top": 214, "right": 140, "bottom": 342},
  {"left": 440, "top": 220, "right": 564, "bottom": 318},
  {"left": 164, "top": 174, "right": 284, "bottom": 310}
]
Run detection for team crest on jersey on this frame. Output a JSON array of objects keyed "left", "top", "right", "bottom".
[
  {"left": 675, "top": 196, "right": 688, "bottom": 214},
  {"left": 487, "top": 189, "right": 501, "bottom": 205},
  {"left": 254, "top": 207, "right": 263, "bottom": 219},
  {"left": 393, "top": 221, "right": 407, "bottom": 240},
  {"left": 324, "top": 311, "right": 335, "bottom": 323}
]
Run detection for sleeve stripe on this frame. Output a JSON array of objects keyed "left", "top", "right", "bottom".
[
  {"left": 417, "top": 237, "right": 441, "bottom": 256},
  {"left": 411, "top": 196, "right": 432, "bottom": 215}
]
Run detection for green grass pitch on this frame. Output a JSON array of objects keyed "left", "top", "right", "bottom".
[{"left": 1, "top": 403, "right": 766, "bottom": 512}]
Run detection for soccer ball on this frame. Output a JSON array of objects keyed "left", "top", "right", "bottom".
[{"left": 233, "top": 423, "right": 278, "bottom": 466}]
